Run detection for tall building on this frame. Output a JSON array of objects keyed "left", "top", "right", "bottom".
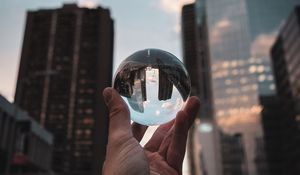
[
  {"left": 269, "top": 5, "right": 300, "bottom": 175},
  {"left": 14, "top": 4, "right": 114, "bottom": 175},
  {"left": 219, "top": 133, "right": 247, "bottom": 175},
  {"left": 182, "top": 3, "right": 221, "bottom": 175},
  {"left": 182, "top": 1, "right": 213, "bottom": 121},
  {"left": 186, "top": 0, "right": 300, "bottom": 174},
  {"left": 259, "top": 96, "right": 284, "bottom": 175},
  {"left": 0, "top": 95, "right": 53, "bottom": 175},
  {"left": 181, "top": 5, "right": 200, "bottom": 175}
]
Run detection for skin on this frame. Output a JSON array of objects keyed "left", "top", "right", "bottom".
[{"left": 102, "top": 87, "right": 200, "bottom": 175}]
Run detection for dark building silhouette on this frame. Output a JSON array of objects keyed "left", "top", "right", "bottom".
[
  {"left": 181, "top": 5, "right": 200, "bottom": 175},
  {"left": 14, "top": 4, "right": 114, "bottom": 175},
  {"left": 0, "top": 95, "right": 53, "bottom": 175},
  {"left": 220, "top": 133, "right": 247, "bottom": 175},
  {"left": 182, "top": 3, "right": 199, "bottom": 97},
  {"left": 259, "top": 96, "right": 283, "bottom": 175},
  {"left": 254, "top": 136, "right": 269, "bottom": 175},
  {"left": 268, "top": 5, "right": 300, "bottom": 175},
  {"left": 271, "top": 6, "right": 300, "bottom": 115},
  {"left": 182, "top": 2, "right": 213, "bottom": 121}
]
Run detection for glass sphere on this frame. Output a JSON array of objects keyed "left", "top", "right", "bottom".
[{"left": 113, "top": 49, "right": 191, "bottom": 126}]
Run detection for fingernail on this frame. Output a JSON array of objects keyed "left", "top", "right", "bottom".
[{"left": 103, "top": 88, "right": 112, "bottom": 104}]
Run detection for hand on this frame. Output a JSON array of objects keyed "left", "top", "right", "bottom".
[{"left": 102, "top": 87, "right": 200, "bottom": 175}]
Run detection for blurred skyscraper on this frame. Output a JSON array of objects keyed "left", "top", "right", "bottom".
[
  {"left": 181, "top": 4, "right": 201, "bottom": 175},
  {"left": 182, "top": 3, "right": 221, "bottom": 175},
  {"left": 268, "top": 5, "right": 300, "bottom": 174},
  {"left": 219, "top": 133, "right": 247, "bottom": 175},
  {"left": 182, "top": 0, "right": 299, "bottom": 175},
  {"left": 14, "top": 4, "right": 114, "bottom": 175}
]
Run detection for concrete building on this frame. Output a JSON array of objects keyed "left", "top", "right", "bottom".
[
  {"left": 14, "top": 4, "right": 114, "bottom": 175},
  {"left": 0, "top": 95, "right": 53, "bottom": 175}
]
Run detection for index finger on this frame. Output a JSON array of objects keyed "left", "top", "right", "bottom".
[{"left": 166, "top": 96, "right": 200, "bottom": 171}]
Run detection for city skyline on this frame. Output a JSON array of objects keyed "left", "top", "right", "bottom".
[
  {"left": 0, "top": 0, "right": 194, "bottom": 102},
  {"left": 1, "top": 1, "right": 300, "bottom": 175}
]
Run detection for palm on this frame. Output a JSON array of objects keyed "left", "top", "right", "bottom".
[
  {"left": 102, "top": 88, "right": 199, "bottom": 175},
  {"left": 146, "top": 151, "right": 178, "bottom": 175},
  {"left": 130, "top": 97, "right": 199, "bottom": 175}
]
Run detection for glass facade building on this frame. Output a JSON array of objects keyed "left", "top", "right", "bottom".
[
  {"left": 192, "top": 0, "right": 300, "bottom": 174},
  {"left": 182, "top": 3, "right": 221, "bottom": 175}
]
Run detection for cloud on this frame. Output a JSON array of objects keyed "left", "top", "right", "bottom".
[
  {"left": 251, "top": 32, "right": 277, "bottom": 59},
  {"left": 78, "top": 0, "right": 98, "bottom": 8},
  {"left": 157, "top": 0, "right": 195, "bottom": 34},
  {"left": 216, "top": 19, "right": 231, "bottom": 28},
  {"left": 160, "top": 0, "right": 195, "bottom": 14},
  {"left": 210, "top": 18, "right": 233, "bottom": 45},
  {"left": 159, "top": 0, "right": 195, "bottom": 14}
]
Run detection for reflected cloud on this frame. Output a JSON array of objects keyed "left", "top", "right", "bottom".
[
  {"left": 217, "top": 106, "right": 263, "bottom": 134},
  {"left": 147, "top": 76, "right": 158, "bottom": 83},
  {"left": 155, "top": 110, "right": 161, "bottom": 116},
  {"left": 162, "top": 101, "right": 174, "bottom": 110},
  {"left": 251, "top": 32, "right": 277, "bottom": 59},
  {"left": 143, "top": 100, "right": 150, "bottom": 108},
  {"left": 211, "top": 18, "right": 233, "bottom": 45}
]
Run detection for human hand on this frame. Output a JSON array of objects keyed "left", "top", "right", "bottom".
[{"left": 102, "top": 87, "right": 200, "bottom": 175}]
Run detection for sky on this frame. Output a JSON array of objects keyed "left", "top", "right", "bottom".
[{"left": 0, "top": 0, "right": 194, "bottom": 102}]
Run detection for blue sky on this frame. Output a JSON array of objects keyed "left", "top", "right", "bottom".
[{"left": 0, "top": 0, "right": 194, "bottom": 101}]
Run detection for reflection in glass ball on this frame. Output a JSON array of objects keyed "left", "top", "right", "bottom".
[{"left": 113, "top": 49, "right": 191, "bottom": 126}]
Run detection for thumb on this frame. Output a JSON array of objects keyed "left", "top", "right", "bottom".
[{"left": 103, "top": 87, "right": 132, "bottom": 141}]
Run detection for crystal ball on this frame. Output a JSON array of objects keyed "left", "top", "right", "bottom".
[{"left": 113, "top": 49, "right": 191, "bottom": 126}]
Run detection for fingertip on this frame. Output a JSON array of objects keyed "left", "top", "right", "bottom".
[
  {"left": 103, "top": 87, "right": 113, "bottom": 104},
  {"left": 188, "top": 96, "right": 201, "bottom": 108},
  {"left": 184, "top": 96, "right": 200, "bottom": 116}
]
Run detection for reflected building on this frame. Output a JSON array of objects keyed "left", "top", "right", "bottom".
[
  {"left": 14, "top": 4, "right": 114, "bottom": 175},
  {"left": 113, "top": 49, "right": 191, "bottom": 115},
  {"left": 269, "top": 5, "right": 300, "bottom": 175},
  {"left": 188, "top": 0, "right": 300, "bottom": 174}
]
